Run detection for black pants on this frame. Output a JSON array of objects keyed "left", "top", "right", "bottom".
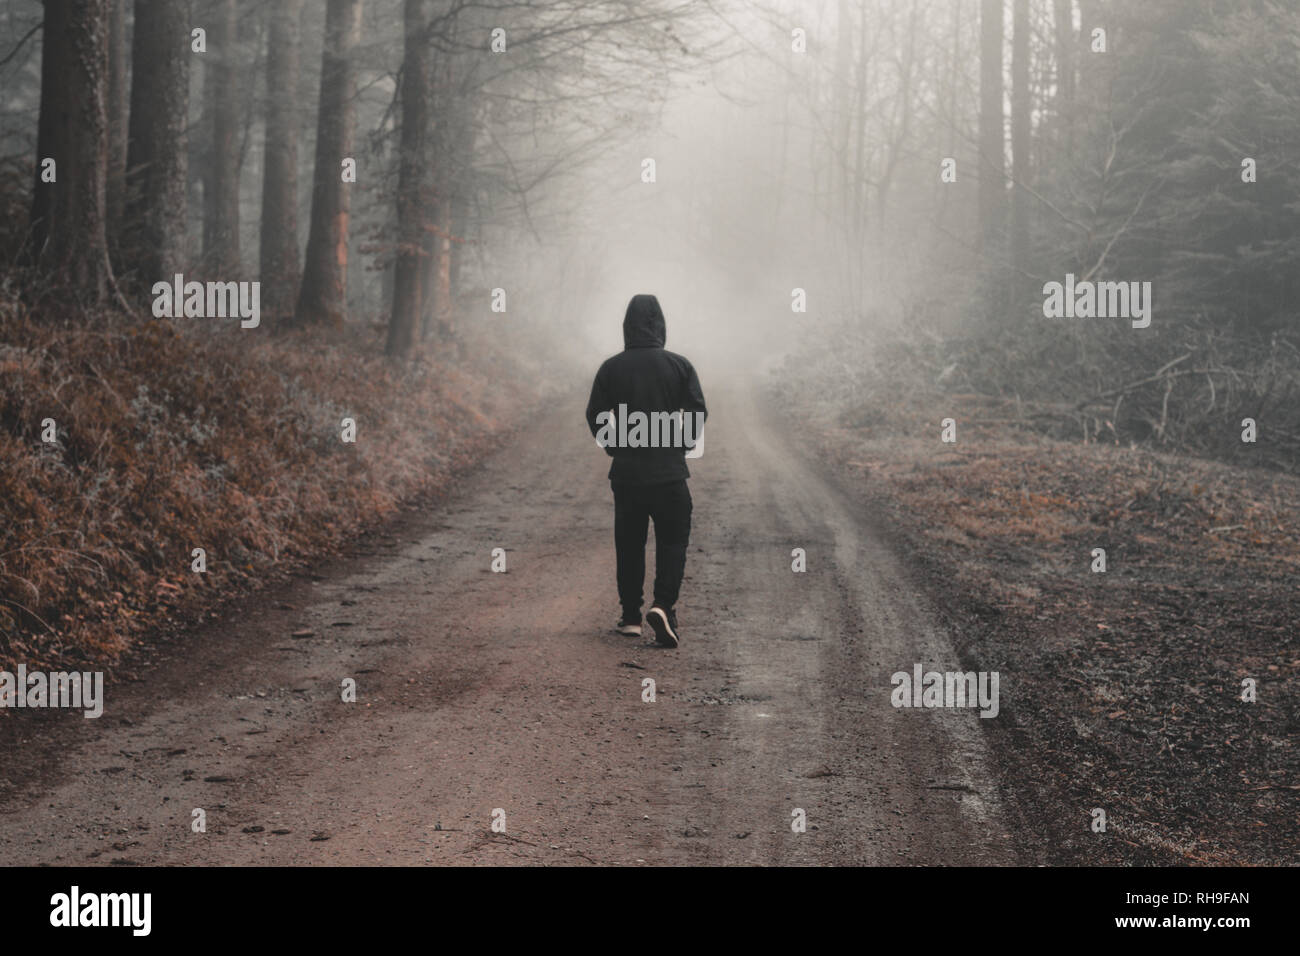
[{"left": 612, "top": 479, "right": 692, "bottom": 617}]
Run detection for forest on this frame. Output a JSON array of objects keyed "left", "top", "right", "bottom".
[
  {"left": 1, "top": 0, "right": 1297, "bottom": 687},
  {"left": 0, "top": 0, "right": 1297, "bottom": 874}
]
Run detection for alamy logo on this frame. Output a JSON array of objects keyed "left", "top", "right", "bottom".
[
  {"left": 50, "top": 886, "right": 151, "bottom": 936},
  {"left": 151, "top": 273, "right": 261, "bottom": 328},
  {"left": 891, "top": 664, "right": 999, "bottom": 718},
  {"left": 0, "top": 665, "right": 103, "bottom": 718},
  {"left": 1042, "top": 273, "right": 1152, "bottom": 328},
  {"left": 594, "top": 405, "right": 704, "bottom": 452}
]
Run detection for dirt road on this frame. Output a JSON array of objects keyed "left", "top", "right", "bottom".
[{"left": 0, "top": 385, "right": 1027, "bottom": 865}]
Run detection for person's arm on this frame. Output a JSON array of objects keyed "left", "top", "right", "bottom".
[
  {"left": 682, "top": 360, "right": 707, "bottom": 429},
  {"left": 585, "top": 366, "right": 616, "bottom": 455},
  {"left": 679, "top": 360, "right": 707, "bottom": 454}
]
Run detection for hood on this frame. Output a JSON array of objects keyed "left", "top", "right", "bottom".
[{"left": 622, "top": 294, "right": 666, "bottom": 349}]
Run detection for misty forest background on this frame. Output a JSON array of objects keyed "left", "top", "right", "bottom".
[{"left": 1, "top": 0, "right": 1299, "bottom": 665}]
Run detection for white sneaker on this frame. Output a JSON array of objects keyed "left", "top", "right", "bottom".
[{"left": 646, "top": 606, "right": 679, "bottom": 648}]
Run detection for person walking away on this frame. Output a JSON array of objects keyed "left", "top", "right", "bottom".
[{"left": 585, "top": 294, "right": 707, "bottom": 648}]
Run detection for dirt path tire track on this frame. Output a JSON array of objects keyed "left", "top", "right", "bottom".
[{"left": 0, "top": 384, "right": 1027, "bottom": 865}]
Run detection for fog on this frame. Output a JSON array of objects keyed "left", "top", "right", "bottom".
[
  {"left": 6, "top": 0, "right": 1254, "bottom": 413},
  {"left": 476, "top": 0, "right": 925, "bottom": 381},
  {"left": 451, "top": 0, "right": 985, "bottom": 394}
]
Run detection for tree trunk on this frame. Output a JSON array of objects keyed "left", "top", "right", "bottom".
[
  {"left": 28, "top": 0, "right": 112, "bottom": 305},
  {"left": 978, "top": 0, "right": 1004, "bottom": 248},
  {"left": 421, "top": 50, "right": 465, "bottom": 342},
  {"left": 441, "top": 24, "right": 475, "bottom": 321},
  {"left": 449, "top": 187, "right": 468, "bottom": 304},
  {"left": 876, "top": 0, "right": 920, "bottom": 226},
  {"left": 937, "top": 0, "right": 962, "bottom": 230},
  {"left": 445, "top": 89, "right": 474, "bottom": 315},
  {"left": 202, "top": 0, "right": 241, "bottom": 275},
  {"left": 1011, "top": 0, "right": 1031, "bottom": 271},
  {"left": 125, "top": 0, "right": 191, "bottom": 285},
  {"left": 1054, "top": 0, "right": 1075, "bottom": 148},
  {"left": 386, "top": 0, "right": 428, "bottom": 356},
  {"left": 260, "top": 0, "right": 303, "bottom": 322},
  {"left": 297, "top": 0, "right": 363, "bottom": 328},
  {"left": 418, "top": 214, "right": 436, "bottom": 341},
  {"left": 850, "top": 4, "right": 870, "bottom": 248},
  {"left": 106, "top": 0, "right": 128, "bottom": 247},
  {"left": 432, "top": 192, "right": 452, "bottom": 339},
  {"left": 831, "top": 0, "right": 852, "bottom": 215}
]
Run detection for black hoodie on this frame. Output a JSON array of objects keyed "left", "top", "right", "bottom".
[{"left": 585, "top": 294, "right": 708, "bottom": 485}]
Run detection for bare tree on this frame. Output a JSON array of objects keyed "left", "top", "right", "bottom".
[
  {"left": 106, "top": 0, "right": 128, "bottom": 243},
  {"left": 260, "top": 0, "right": 304, "bottom": 321},
  {"left": 28, "top": 0, "right": 113, "bottom": 304},
  {"left": 296, "top": 0, "right": 363, "bottom": 328},
  {"left": 1054, "top": 0, "right": 1075, "bottom": 148},
  {"left": 387, "top": 0, "right": 429, "bottom": 356},
  {"left": 1011, "top": 0, "right": 1031, "bottom": 270},
  {"left": 422, "top": 40, "right": 470, "bottom": 343},
  {"left": 125, "top": 0, "right": 191, "bottom": 284},
  {"left": 978, "top": 0, "right": 1004, "bottom": 247},
  {"left": 831, "top": 0, "right": 853, "bottom": 217},
  {"left": 875, "top": 0, "right": 922, "bottom": 226},
  {"left": 202, "top": 0, "right": 241, "bottom": 275}
]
